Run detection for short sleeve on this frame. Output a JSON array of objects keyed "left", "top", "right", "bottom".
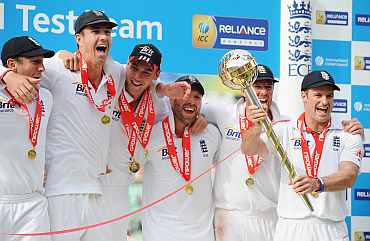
[{"left": 340, "top": 133, "right": 363, "bottom": 167}]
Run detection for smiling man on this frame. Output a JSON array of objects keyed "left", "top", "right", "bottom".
[
  {"left": 101, "top": 44, "right": 193, "bottom": 241},
  {"left": 213, "top": 64, "right": 284, "bottom": 241},
  {"left": 0, "top": 36, "right": 54, "bottom": 241},
  {"left": 137, "top": 75, "right": 221, "bottom": 241},
  {"left": 35, "top": 10, "right": 124, "bottom": 241},
  {"left": 241, "top": 70, "right": 364, "bottom": 241}
]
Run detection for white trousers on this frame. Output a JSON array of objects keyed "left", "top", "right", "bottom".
[
  {"left": 101, "top": 185, "right": 129, "bottom": 241},
  {"left": 47, "top": 193, "right": 113, "bottom": 241},
  {"left": 0, "top": 192, "right": 52, "bottom": 241},
  {"left": 274, "top": 217, "right": 349, "bottom": 241},
  {"left": 214, "top": 208, "right": 277, "bottom": 241}
]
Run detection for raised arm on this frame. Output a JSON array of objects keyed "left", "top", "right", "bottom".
[{"left": 240, "top": 105, "right": 269, "bottom": 158}]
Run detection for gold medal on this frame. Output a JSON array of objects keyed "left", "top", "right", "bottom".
[
  {"left": 27, "top": 149, "right": 37, "bottom": 160},
  {"left": 101, "top": 115, "right": 111, "bottom": 125},
  {"left": 128, "top": 159, "right": 140, "bottom": 173},
  {"left": 184, "top": 183, "right": 193, "bottom": 194},
  {"left": 245, "top": 177, "right": 254, "bottom": 187},
  {"left": 311, "top": 191, "right": 319, "bottom": 198}
]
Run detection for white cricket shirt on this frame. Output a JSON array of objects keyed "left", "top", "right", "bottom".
[
  {"left": 0, "top": 88, "right": 52, "bottom": 194},
  {"left": 272, "top": 116, "right": 363, "bottom": 221},
  {"left": 41, "top": 53, "right": 123, "bottom": 196},
  {"left": 139, "top": 112, "right": 221, "bottom": 241}
]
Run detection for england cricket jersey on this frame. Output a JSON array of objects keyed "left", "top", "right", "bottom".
[
  {"left": 272, "top": 116, "right": 363, "bottom": 221},
  {"left": 41, "top": 53, "right": 123, "bottom": 196},
  {"left": 212, "top": 99, "right": 285, "bottom": 213},
  {"left": 0, "top": 88, "right": 52, "bottom": 194},
  {"left": 140, "top": 112, "right": 221, "bottom": 241}
]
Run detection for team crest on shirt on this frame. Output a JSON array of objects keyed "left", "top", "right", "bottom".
[
  {"left": 332, "top": 135, "right": 341, "bottom": 151},
  {"left": 199, "top": 139, "right": 209, "bottom": 157},
  {"left": 224, "top": 126, "right": 241, "bottom": 141},
  {"left": 40, "top": 99, "right": 46, "bottom": 116}
]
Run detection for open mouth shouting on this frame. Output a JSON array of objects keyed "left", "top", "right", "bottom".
[
  {"left": 96, "top": 44, "right": 108, "bottom": 56},
  {"left": 316, "top": 106, "right": 329, "bottom": 115}
]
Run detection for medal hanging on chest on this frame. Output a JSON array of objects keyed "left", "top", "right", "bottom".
[
  {"left": 298, "top": 113, "right": 330, "bottom": 197},
  {"left": 239, "top": 116, "right": 262, "bottom": 187},
  {"left": 7, "top": 91, "right": 42, "bottom": 160},
  {"left": 162, "top": 116, "right": 193, "bottom": 194},
  {"left": 78, "top": 51, "right": 116, "bottom": 125},
  {"left": 118, "top": 89, "right": 155, "bottom": 173}
]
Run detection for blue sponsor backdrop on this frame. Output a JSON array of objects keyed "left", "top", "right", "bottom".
[
  {"left": 312, "top": 39, "right": 351, "bottom": 84},
  {"left": 0, "top": 0, "right": 280, "bottom": 75},
  {"left": 1, "top": 0, "right": 370, "bottom": 239},
  {"left": 353, "top": 0, "right": 370, "bottom": 41},
  {"left": 352, "top": 174, "right": 370, "bottom": 216},
  {"left": 351, "top": 85, "right": 370, "bottom": 129}
]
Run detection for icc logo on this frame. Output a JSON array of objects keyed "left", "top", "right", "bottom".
[
  {"left": 197, "top": 22, "right": 209, "bottom": 42},
  {"left": 192, "top": 15, "right": 217, "bottom": 48}
]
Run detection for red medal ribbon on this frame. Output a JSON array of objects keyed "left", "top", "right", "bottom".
[
  {"left": 118, "top": 88, "right": 155, "bottom": 158},
  {"left": 7, "top": 90, "right": 42, "bottom": 150},
  {"left": 298, "top": 113, "right": 331, "bottom": 178},
  {"left": 77, "top": 51, "right": 116, "bottom": 112},
  {"left": 162, "top": 116, "right": 191, "bottom": 182},
  {"left": 239, "top": 116, "right": 262, "bottom": 175}
]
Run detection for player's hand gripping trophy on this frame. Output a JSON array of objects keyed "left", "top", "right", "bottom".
[{"left": 218, "top": 49, "right": 314, "bottom": 212}]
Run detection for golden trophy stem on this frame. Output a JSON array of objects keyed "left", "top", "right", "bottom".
[{"left": 243, "top": 84, "right": 314, "bottom": 212}]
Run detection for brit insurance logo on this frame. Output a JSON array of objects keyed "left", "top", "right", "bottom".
[
  {"left": 192, "top": 14, "right": 268, "bottom": 51},
  {"left": 72, "top": 81, "right": 90, "bottom": 97},
  {"left": 287, "top": 0, "right": 312, "bottom": 77},
  {"left": 354, "top": 56, "right": 370, "bottom": 71},
  {"left": 224, "top": 126, "right": 241, "bottom": 141},
  {"left": 355, "top": 14, "right": 370, "bottom": 26},
  {"left": 333, "top": 99, "right": 347, "bottom": 113},
  {"left": 0, "top": 97, "right": 15, "bottom": 113},
  {"left": 316, "top": 10, "right": 348, "bottom": 26},
  {"left": 354, "top": 231, "right": 370, "bottom": 241}
]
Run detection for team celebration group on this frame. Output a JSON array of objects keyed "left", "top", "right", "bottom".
[{"left": 0, "top": 9, "right": 365, "bottom": 241}]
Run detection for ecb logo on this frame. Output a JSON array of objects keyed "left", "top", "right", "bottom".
[{"left": 287, "top": 0, "right": 312, "bottom": 77}]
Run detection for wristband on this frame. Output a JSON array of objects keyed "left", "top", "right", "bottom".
[{"left": 317, "top": 177, "right": 325, "bottom": 192}]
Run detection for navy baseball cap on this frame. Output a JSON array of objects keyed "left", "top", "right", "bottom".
[
  {"left": 301, "top": 70, "right": 340, "bottom": 91},
  {"left": 1, "top": 36, "right": 55, "bottom": 66},
  {"left": 74, "top": 10, "right": 117, "bottom": 34},
  {"left": 129, "top": 43, "right": 162, "bottom": 67},
  {"left": 175, "top": 75, "right": 205, "bottom": 96},
  {"left": 255, "top": 64, "right": 278, "bottom": 83}
]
